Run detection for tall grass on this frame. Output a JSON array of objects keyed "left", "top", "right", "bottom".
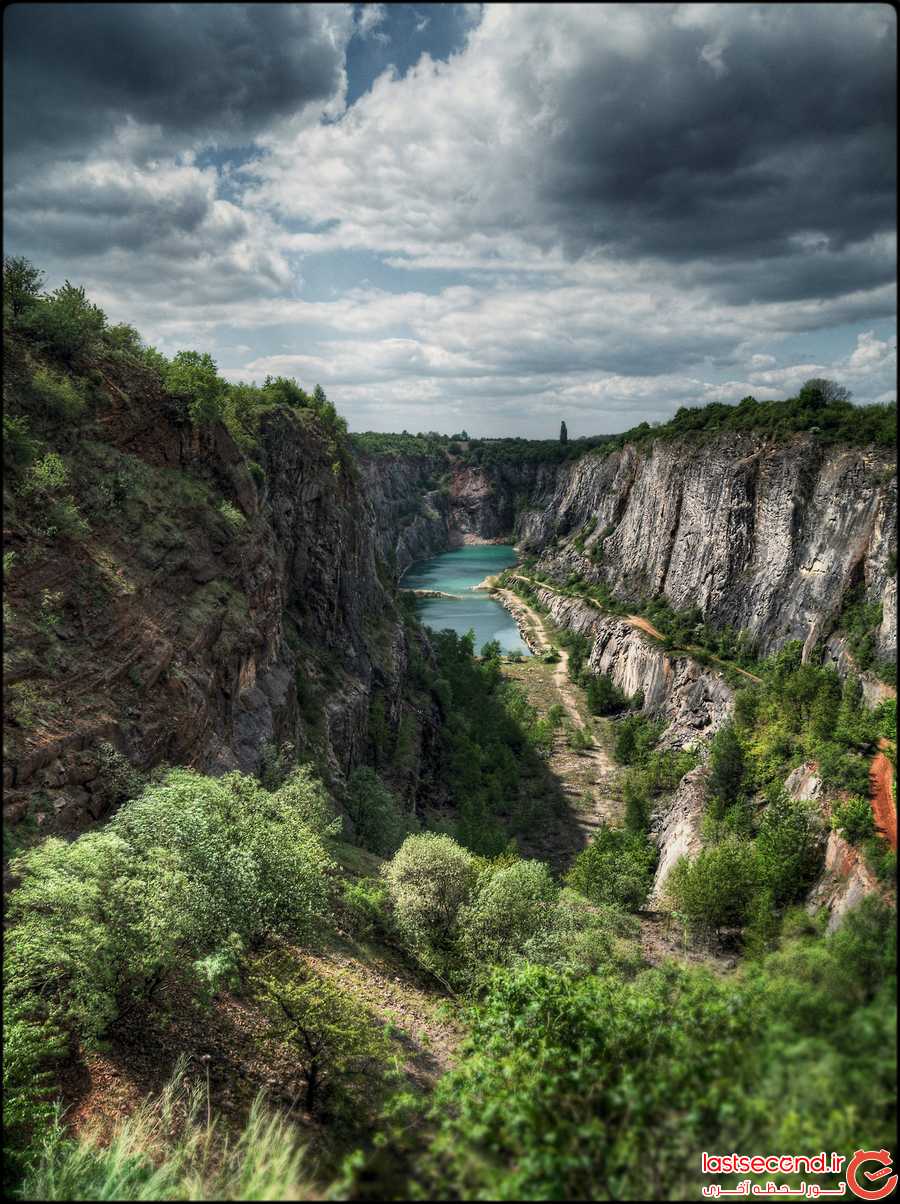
[{"left": 21, "top": 1059, "right": 314, "bottom": 1201}]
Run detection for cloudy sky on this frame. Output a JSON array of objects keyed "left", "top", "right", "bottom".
[{"left": 4, "top": 3, "right": 896, "bottom": 437}]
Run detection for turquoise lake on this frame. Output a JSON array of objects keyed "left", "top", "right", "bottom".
[{"left": 401, "top": 544, "right": 529, "bottom": 655}]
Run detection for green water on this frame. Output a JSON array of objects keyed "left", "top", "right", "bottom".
[{"left": 402, "top": 544, "right": 529, "bottom": 655}]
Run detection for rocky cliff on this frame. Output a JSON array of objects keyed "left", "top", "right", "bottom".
[
  {"left": 4, "top": 387, "right": 437, "bottom": 838},
  {"left": 366, "top": 434, "right": 896, "bottom": 670},
  {"left": 519, "top": 436, "right": 896, "bottom": 665}
]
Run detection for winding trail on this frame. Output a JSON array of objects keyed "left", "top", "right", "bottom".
[
  {"left": 494, "top": 587, "right": 586, "bottom": 730},
  {"left": 870, "top": 738, "right": 897, "bottom": 852}
]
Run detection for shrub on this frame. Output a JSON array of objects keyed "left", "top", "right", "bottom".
[
  {"left": 217, "top": 499, "right": 246, "bottom": 530},
  {"left": 383, "top": 834, "right": 477, "bottom": 954},
  {"left": 3, "top": 1000, "right": 67, "bottom": 1193},
  {"left": 815, "top": 742, "right": 871, "bottom": 795},
  {"left": 754, "top": 790, "right": 825, "bottom": 907},
  {"left": 458, "top": 859, "right": 558, "bottom": 969},
  {"left": 344, "top": 767, "right": 412, "bottom": 856},
  {"left": 165, "top": 350, "right": 226, "bottom": 424},
  {"left": 831, "top": 795, "right": 876, "bottom": 845},
  {"left": 28, "top": 365, "right": 86, "bottom": 421},
  {"left": 585, "top": 672, "right": 627, "bottom": 715},
  {"left": 3, "top": 255, "right": 44, "bottom": 321},
  {"left": 667, "top": 837, "right": 759, "bottom": 934},
  {"left": 4, "top": 769, "right": 335, "bottom": 1044},
  {"left": 706, "top": 722, "right": 745, "bottom": 820},
  {"left": 613, "top": 713, "right": 662, "bottom": 765},
  {"left": 3, "top": 412, "right": 37, "bottom": 470},
  {"left": 22, "top": 282, "right": 107, "bottom": 361},
  {"left": 566, "top": 826, "right": 657, "bottom": 911}
]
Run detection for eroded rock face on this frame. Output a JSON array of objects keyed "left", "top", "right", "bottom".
[
  {"left": 357, "top": 454, "right": 451, "bottom": 577},
  {"left": 532, "top": 588, "right": 735, "bottom": 747},
  {"left": 648, "top": 765, "right": 709, "bottom": 907},
  {"left": 781, "top": 762, "right": 884, "bottom": 931},
  {"left": 4, "top": 402, "right": 437, "bottom": 837}
]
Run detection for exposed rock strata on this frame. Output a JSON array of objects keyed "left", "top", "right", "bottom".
[{"left": 648, "top": 765, "right": 709, "bottom": 907}]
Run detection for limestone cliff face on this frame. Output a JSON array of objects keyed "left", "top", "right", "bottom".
[
  {"left": 4, "top": 398, "right": 435, "bottom": 836},
  {"left": 367, "top": 434, "right": 896, "bottom": 668},
  {"left": 520, "top": 435, "right": 896, "bottom": 663}
]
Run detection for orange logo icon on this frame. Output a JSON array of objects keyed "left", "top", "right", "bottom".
[{"left": 846, "top": 1149, "right": 897, "bottom": 1201}]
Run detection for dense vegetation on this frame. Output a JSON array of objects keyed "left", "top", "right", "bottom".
[{"left": 2, "top": 256, "right": 349, "bottom": 486}]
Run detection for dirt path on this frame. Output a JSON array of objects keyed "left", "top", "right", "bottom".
[
  {"left": 494, "top": 587, "right": 622, "bottom": 867},
  {"left": 870, "top": 739, "right": 897, "bottom": 852},
  {"left": 495, "top": 587, "right": 586, "bottom": 730}
]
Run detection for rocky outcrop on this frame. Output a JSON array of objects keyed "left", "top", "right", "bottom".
[
  {"left": 366, "top": 433, "right": 896, "bottom": 672},
  {"left": 532, "top": 587, "right": 735, "bottom": 747},
  {"left": 648, "top": 765, "right": 709, "bottom": 907},
  {"left": 357, "top": 453, "right": 451, "bottom": 577},
  {"left": 4, "top": 397, "right": 438, "bottom": 838},
  {"left": 782, "top": 763, "right": 882, "bottom": 931}
]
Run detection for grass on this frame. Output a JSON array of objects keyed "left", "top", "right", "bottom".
[{"left": 21, "top": 1059, "right": 313, "bottom": 1202}]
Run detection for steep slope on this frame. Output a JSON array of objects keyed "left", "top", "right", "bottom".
[{"left": 3, "top": 348, "right": 436, "bottom": 840}]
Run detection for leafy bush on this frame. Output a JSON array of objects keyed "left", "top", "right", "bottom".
[
  {"left": 419, "top": 898, "right": 896, "bottom": 1200},
  {"left": 585, "top": 672, "right": 627, "bottom": 715},
  {"left": 344, "top": 767, "right": 412, "bottom": 856},
  {"left": 4, "top": 769, "right": 334, "bottom": 1044},
  {"left": 566, "top": 825, "right": 657, "bottom": 911},
  {"left": 831, "top": 795, "right": 876, "bottom": 844},
  {"left": 28, "top": 365, "right": 86, "bottom": 421},
  {"left": 754, "top": 790, "right": 825, "bottom": 907},
  {"left": 706, "top": 722, "right": 745, "bottom": 820},
  {"left": 613, "top": 713, "right": 663, "bottom": 765},
  {"left": 165, "top": 350, "right": 226, "bottom": 424},
  {"left": 458, "top": 859, "right": 558, "bottom": 970},
  {"left": 20, "top": 282, "right": 107, "bottom": 361},
  {"left": 383, "top": 833, "right": 477, "bottom": 956},
  {"left": 667, "top": 836, "right": 759, "bottom": 934}
]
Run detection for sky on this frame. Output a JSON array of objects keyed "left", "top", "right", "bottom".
[{"left": 3, "top": 2, "right": 897, "bottom": 437}]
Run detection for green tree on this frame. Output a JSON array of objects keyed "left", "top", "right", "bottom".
[
  {"left": 754, "top": 790, "right": 824, "bottom": 907},
  {"left": 344, "top": 767, "right": 411, "bottom": 856},
  {"left": 559, "top": 420, "right": 568, "bottom": 444},
  {"left": 667, "top": 836, "right": 759, "bottom": 935},
  {"left": 165, "top": 350, "right": 225, "bottom": 424},
  {"left": 566, "top": 825, "right": 656, "bottom": 911},
  {"left": 706, "top": 722, "right": 745, "bottom": 821},
  {"left": 251, "top": 956, "right": 391, "bottom": 1117},
  {"left": 3, "top": 256, "right": 44, "bottom": 321},
  {"left": 383, "top": 834, "right": 477, "bottom": 955},
  {"left": 458, "top": 859, "right": 558, "bottom": 970}
]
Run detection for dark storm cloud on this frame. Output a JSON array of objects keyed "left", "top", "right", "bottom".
[
  {"left": 535, "top": 5, "right": 895, "bottom": 293},
  {"left": 3, "top": 3, "right": 347, "bottom": 167}
]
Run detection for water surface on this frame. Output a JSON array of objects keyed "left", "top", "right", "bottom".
[{"left": 402, "top": 544, "right": 528, "bottom": 655}]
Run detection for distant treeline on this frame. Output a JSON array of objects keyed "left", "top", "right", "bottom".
[{"left": 355, "top": 381, "right": 896, "bottom": 463}]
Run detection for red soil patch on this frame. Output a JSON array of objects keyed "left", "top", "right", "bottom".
[{"left": 870, "top": 740, "right": 897, "bottom": 852}]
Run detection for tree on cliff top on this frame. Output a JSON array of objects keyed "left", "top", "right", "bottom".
[{"left": 559, "top": 420, "right": 568, "bottom": 444}]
